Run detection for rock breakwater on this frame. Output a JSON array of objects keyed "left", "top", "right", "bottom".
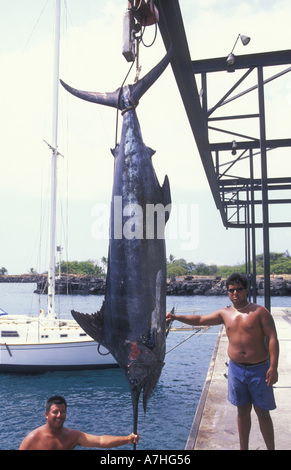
[
  {"left": 167, "top": 275, "right": 291, "bottom": 296},
  {"left": 34, "top": 276, "right": 106, "bottom": 295},
  {"left": 1, "top": 275, "right": 291, "bottom": 296},
  {"left": 35, "top": 274, "right": 291, "bottom": 296}
]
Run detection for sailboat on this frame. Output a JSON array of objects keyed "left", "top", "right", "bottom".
[{"left": 0, "top": 0, "right": 117, "bottom": 372}]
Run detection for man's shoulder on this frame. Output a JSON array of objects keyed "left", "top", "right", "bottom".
[
  {"left": 19, "top": 425, "right": 45, "bottom": 449},
  {"left": 218, "top": 306, "right": 234, "bottom": 316},
  {"left": 26, "top": 425, "right": 45, "bottom": 438},
  {"left": 62, "top": 427, "right": 82, "bottom": 438},
  {"left": 251, "top": 302, "right": 270, "bottom": 315},
  {"left": 208, "top": 306, "right": 233, "bottom": 324},
  {"left": 61, "top": 427, "right": 84, "bottom": 447}
]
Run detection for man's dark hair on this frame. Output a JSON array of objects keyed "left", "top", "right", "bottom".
[
  {"left": 226, "top": 272, "right": 248, "bottom": 289},
  {"left": 45, "top": 395, "right": 67, "bottom": 413}
]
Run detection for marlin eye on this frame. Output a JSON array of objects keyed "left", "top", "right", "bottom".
[{"left": 130, "top": 378, "right": 138, "bottom": 386}]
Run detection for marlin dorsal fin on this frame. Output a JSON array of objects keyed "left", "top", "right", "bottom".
[{"left": 72, "top": 304, "right": 105, "bottom": 346}]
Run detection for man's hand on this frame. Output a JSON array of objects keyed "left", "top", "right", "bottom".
[
  {"left": 129, "top": 433, "right": 139, "bottom": 445},
  {"left": 166, "top": 311, "right": 174, "bottom": 323},
  {"left": 266, "top": 367, "right": 278, "bottom": 386}
]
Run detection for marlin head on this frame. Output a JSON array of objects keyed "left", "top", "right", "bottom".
[
  {"left": 124, "top": 339, "right": 164, "bottom": 447},
  {"left": 125, "top": 340, "right": 164, "bottom": 412},
  {"left": 60, "top": 46, "right": 172, "bottom": 113}
]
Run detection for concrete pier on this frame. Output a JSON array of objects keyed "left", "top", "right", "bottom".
[{"left": 186, "top": 307, "right": 291, "bottom": 450}]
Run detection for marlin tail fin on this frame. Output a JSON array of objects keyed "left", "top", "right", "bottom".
[{"left": 60, "top": 45, "right": 172, "bottom": 112}]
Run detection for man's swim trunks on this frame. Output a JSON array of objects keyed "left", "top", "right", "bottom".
[{"left": 227, "top": 359, "right": 276, "bottom": 410}]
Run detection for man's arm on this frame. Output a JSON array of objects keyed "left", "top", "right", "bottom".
[
  {"left": 166, "top": 310, "right": 224, "bottom": 327},
  {"left": 260, "top": 308, "right": 279, "bottom": 386},
  {"left": 76, "top": 431, "right": 139, "bottom": 449}
]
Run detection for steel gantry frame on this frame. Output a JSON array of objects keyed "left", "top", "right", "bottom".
[{"left": 156, "top": 0, "right": 291, "bottom": 310}]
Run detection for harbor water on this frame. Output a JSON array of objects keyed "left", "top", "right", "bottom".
[{"left": 0, "top": 283, "right": 290, "bottom": 450}]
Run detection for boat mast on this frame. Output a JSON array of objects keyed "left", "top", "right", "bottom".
[{"left": 47, "top": 0, "right": 61, "bottom": 320}]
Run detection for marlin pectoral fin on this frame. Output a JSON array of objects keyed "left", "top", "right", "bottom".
[
  {"left": 148, "top": 327, "right": 156, "bottom": 349},
  {"left": 72, "top": 304, "right": 105, "bottom": 346},
  {"left": 142, "top": 362, "right": 164, "bottom": 414}
]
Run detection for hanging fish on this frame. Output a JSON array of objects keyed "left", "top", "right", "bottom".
[{"left": 60, "top": 46, "right": 172, "bottom": 444}]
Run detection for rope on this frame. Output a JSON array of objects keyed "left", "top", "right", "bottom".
[
  {"left": 121, "top": 104, "right": 138, "bottom": 116},
  {"left": 97, "top": 344, "right": 110, "bottom": 356},
  {"left": 134, "top": 39, "right": 142, "bottom": 83},
  {"left": 23, "top": 0, "right": 49, "bottom": 51},
  {"left": 115, "top": 60, "right": 135, "bottom": 147},
  {"left": 166, "top": 327, "right": 210, "bottom": 355}
]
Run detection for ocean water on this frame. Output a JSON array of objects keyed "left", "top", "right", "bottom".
[{"left": 0, "top": 283, "right": 289, "bottom": 451}]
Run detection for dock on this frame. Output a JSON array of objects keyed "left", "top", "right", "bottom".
[{"left": 186, "top": 307, "right": 291, "bottom": 450}]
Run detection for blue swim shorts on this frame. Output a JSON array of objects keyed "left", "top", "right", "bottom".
[{"left": 227, "top": 359, "right": 276, "bottom": 410}]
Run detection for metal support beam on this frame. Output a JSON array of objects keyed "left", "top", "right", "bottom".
[
  {"left": 192, "top": 49, "right": 291, "bottom": 73},
  {"left": 156, "top": 1, "right": 291, "bottom": 308},
  {"left": 156, "top": 0, "right": 225, "bottom": 220},
  {"left": 249, "top": 150, "right": 257, "bottom": 303},
  {"left": 257, "top": 66, "right": 271, "bottom": 310}
]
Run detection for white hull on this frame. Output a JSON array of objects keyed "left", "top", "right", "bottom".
[
  {"left": 0, "top": 341, "right": 118, "bottom": 372},
  {"left": 0, "top": 315, "right": 118, "bottom": 373},
  {"left": 0, "top": 3, "right": 118, "bottom": 374}
]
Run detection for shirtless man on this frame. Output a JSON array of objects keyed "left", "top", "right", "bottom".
[
  {"left": 19, "top": 395, "right": 139, "bottom": 450},
  {"left": 166, "top": 272, "right": 279, "bottom": 450}
]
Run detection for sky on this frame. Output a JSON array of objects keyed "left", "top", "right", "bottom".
[{"left": 1, "top": 0, "right": 291, "bottom": 274}]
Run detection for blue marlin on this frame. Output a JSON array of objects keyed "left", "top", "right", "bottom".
[{"left": 60, "top": 47, "right": 172, "bottom": 439}]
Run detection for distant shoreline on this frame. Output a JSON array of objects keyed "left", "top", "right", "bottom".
[
  {"left": 1, "top": 274, "right": 291, "bottom": 296},
  {"left": 0, "top": 275, "right": 42, "bottom": 283}
]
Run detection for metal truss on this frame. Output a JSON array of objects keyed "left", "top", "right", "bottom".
[
  {"left": 156, "top": 0, "right": 291, "bottom": 309},
  {"left": 195, "top": 51, "right": 291, "bottom": 230}
]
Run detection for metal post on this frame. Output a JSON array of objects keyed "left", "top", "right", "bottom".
[
  {"left": 245, "top": 196, "right": 253, "bottom": 302},
  {"left": 257, "top": 66, "right": 271, "bottom": 311},
  {"left": 201, "top": 72, "right": 208, "bottom": 123},
  {"left": 47, "top": 0, "right": 61, "bottom": 319},
  {"left": 249, "top": 149, "right": 257, "bottom": 303}
]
